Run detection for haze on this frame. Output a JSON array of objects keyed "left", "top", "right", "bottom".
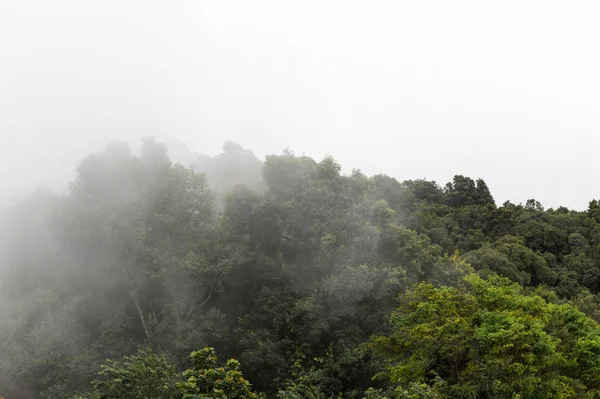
[{"left": 1, "top": 0, "right": 599, "bottom": 209}]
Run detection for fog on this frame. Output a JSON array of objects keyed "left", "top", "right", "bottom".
[
  {"left": 2, "top": 0, "right": 600, "bottom": 208},
  {"left": 6, "top": 3, "right": 600, "bottom": 397}
]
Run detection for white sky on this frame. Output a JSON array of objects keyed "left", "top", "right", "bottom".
[{"left": 1, "top": 0, "right": 599, "bottom": 209}]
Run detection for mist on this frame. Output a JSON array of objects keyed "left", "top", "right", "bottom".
[
  {"left": 2, "top": 0, "right": 600, "bottom": 209},
  {"left": 4, "top": 2, "right": 600, "bottom": 399}
]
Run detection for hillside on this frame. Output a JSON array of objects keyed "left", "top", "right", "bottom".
[{"left": 2, "top": 138, "right": 600, "bottom": 399}]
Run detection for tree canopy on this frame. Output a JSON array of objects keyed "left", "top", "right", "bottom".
[{"left": 3, "top": 138, "right": 600, "bottom": 399}]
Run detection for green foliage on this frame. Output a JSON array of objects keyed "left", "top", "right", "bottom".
[
  {"left": 277, "top": 352, "right": 335, "bottom": 399},
  {"left": 5, "top": 137, "right": 600, "bottom": 398},
  {"left": 394, "top": 380, "right": 447, "bottom": 399},
  {"left": 371, "top": 274, "right": 600, "bottom": 398},
  {"left": 402, "top": 179, "right": 445, "bottom": 205},
  {"left": 179, "top": 348, "right": 262, "bottom": 399},
  {"left": 72, "top": 348, "right": 261, "bottom": 399},
  {"left": 445, "top": 175, "right": 495, "bottom": 208},
  {"left": 75, "top": 349, "right": 180, "bottom": 399},
  {"left": 463, "top": 235, "right": 555, "bottom": 286}
]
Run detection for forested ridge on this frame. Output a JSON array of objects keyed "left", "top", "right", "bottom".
[{"left": 3, "top": 138, "right": 600, "bottom": 399}]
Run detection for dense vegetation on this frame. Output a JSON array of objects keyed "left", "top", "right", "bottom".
[{"left": 3, "top": 137, "right": 600, "bottom": 398}]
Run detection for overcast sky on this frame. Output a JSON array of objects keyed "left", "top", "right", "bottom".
[{"left": 1, "top": 0, "right": 599, "bottom": 209}]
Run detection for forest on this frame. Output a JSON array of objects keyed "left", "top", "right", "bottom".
[{"left": 3, "top": 137, "right": 600, "bottom": 399}]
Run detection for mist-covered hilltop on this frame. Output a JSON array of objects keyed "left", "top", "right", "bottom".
[{"left": 3, "top": 137, "right": 600, "bottom": 399}]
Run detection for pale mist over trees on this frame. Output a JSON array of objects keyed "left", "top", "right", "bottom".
[
  {"left": 3, "top": 137, "right": 600, "bottom": 399},
  {"left": 3, "top": 1, "right": 600, "bottom": 399}
]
